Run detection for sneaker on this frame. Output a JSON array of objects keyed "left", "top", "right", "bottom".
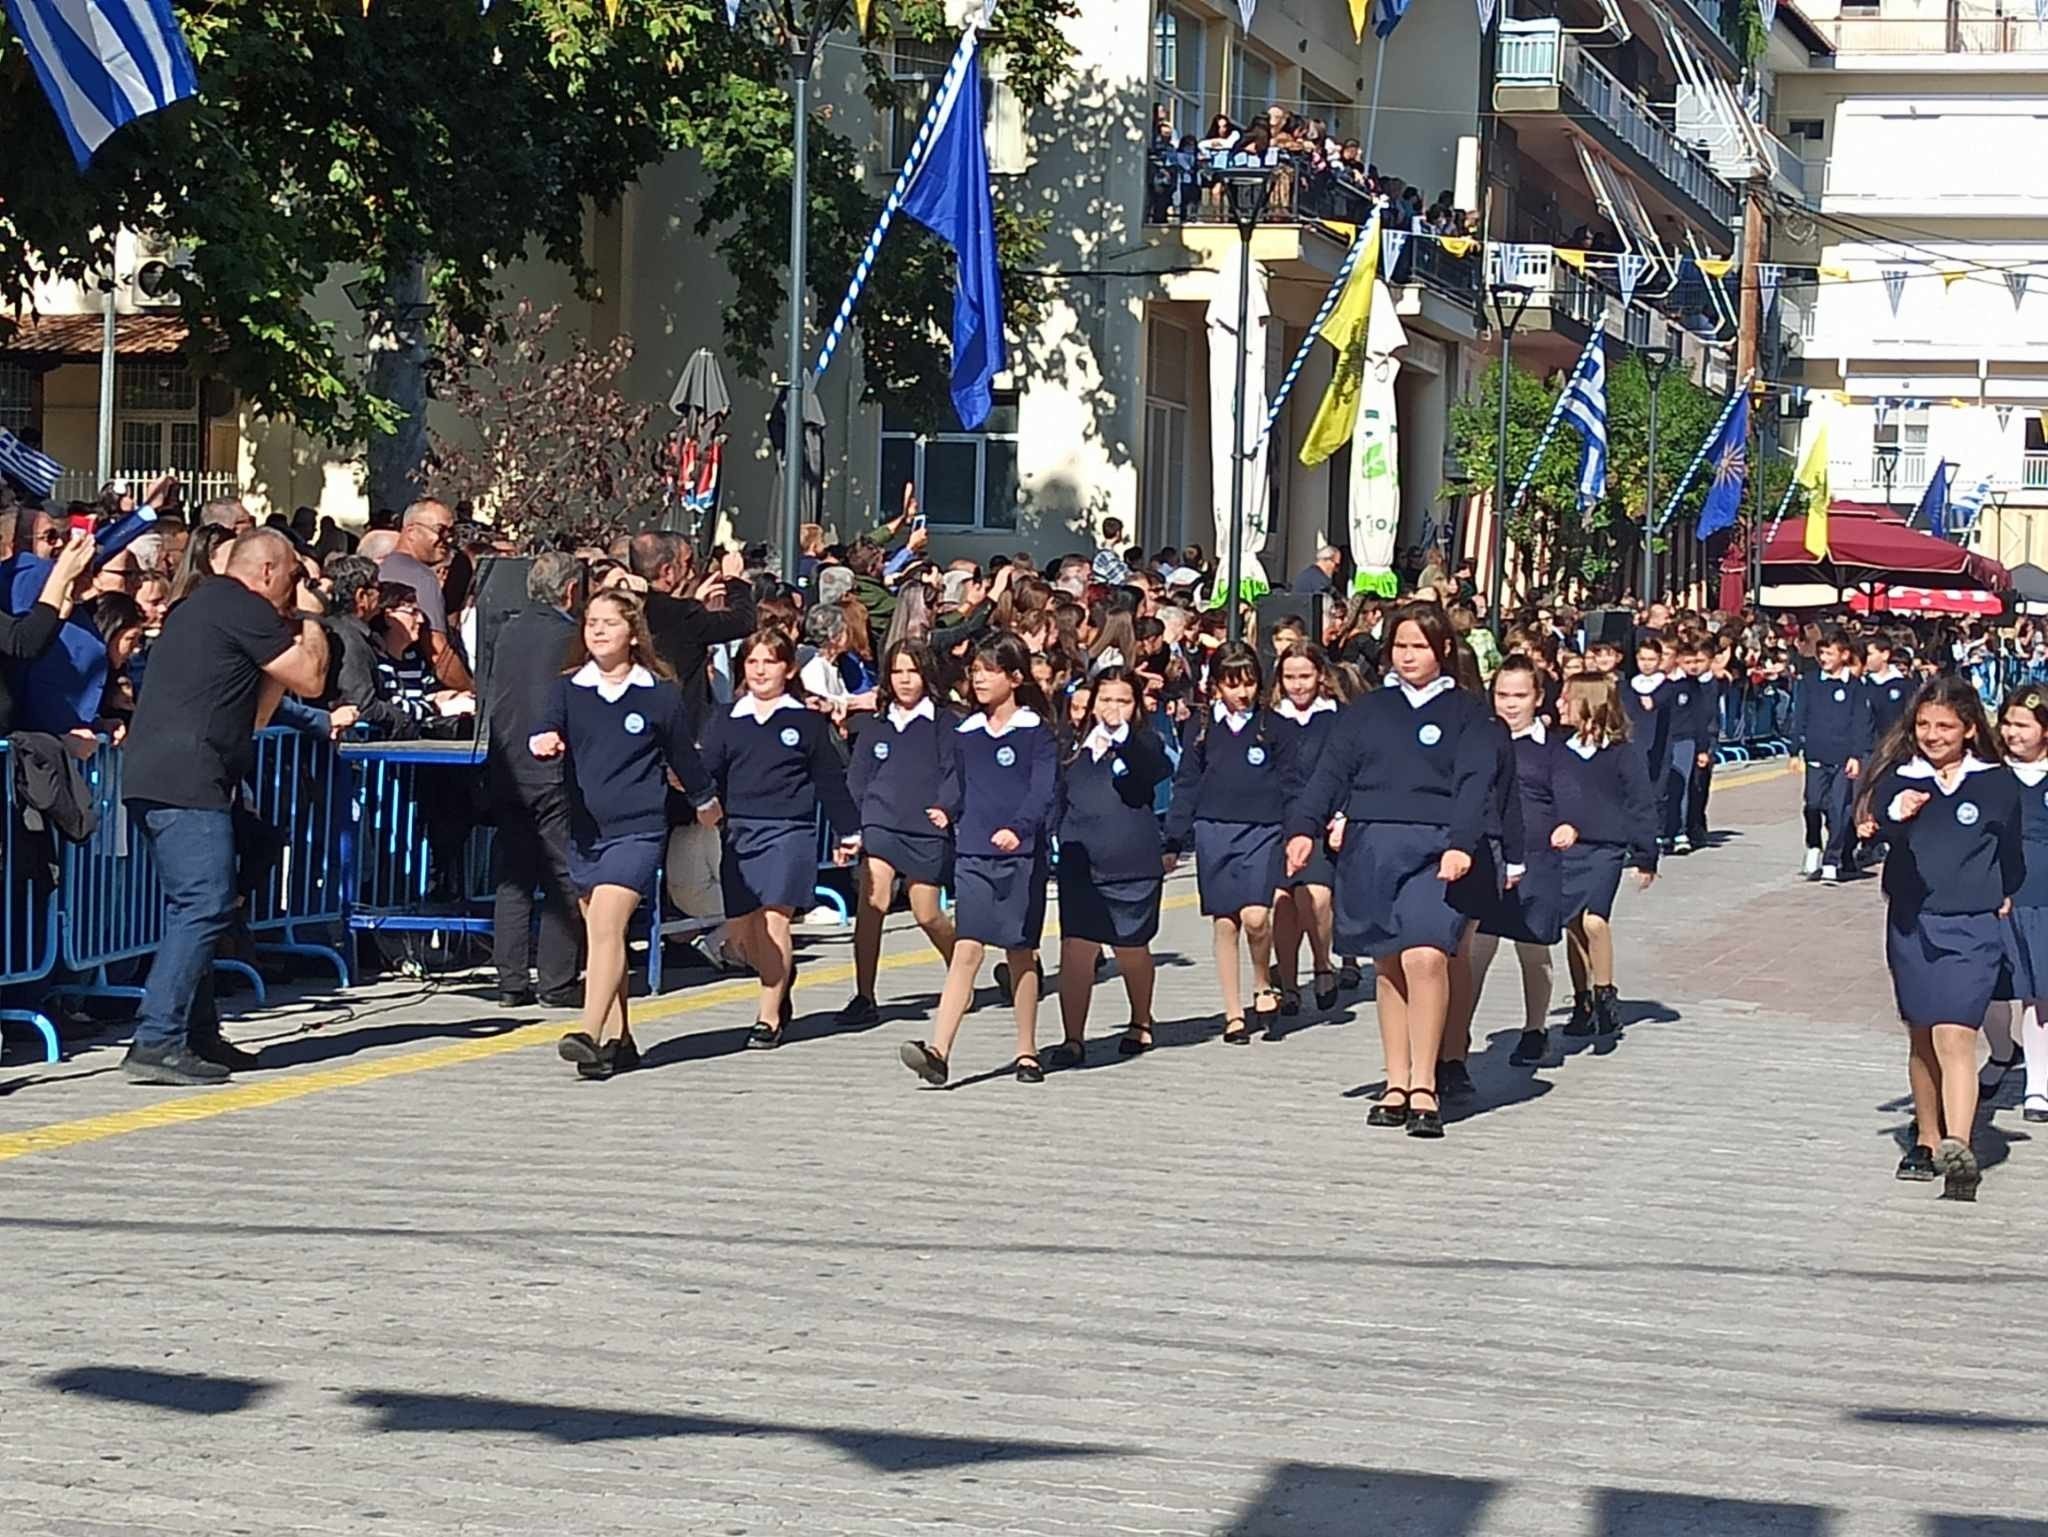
[
  {"left": 1437, "top": 1060, "right": 1475, "bottom": 1101},
  {"left": 1673, "top": 835, "right": 1692, "bottom": 855},
  {"left": 1508, "top": 1028, "right": 1548, "bottom": 1066},
  {"left": 121, "top": 1042, "right": 230, "bottom": 1087},
  {"left": 1895, "top": 1144, "right": 1938, "bottom": 1182},
  {"left": 1802, "top": 848, "right": 1822, "bottom": 877},
  {"left": 1563, "top": 991, "right": 1596, "bottom": 1037},
  {"left": 837, "top": 994, "right": 881, "bottom": 1028},
  {"left": 1935, "top": 1136, "right": 1981, "bottom": 1202},
  {"left": 1820, "top": 864, "right": 1840, "bottom": 884},
  {"left": 191, "top": 1036, "right": 261, "bottom": 1073}
]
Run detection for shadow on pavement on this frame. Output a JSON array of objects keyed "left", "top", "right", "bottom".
[
  {"left": 41, "top": 1365, "right": 275, "bottom": 1416},
  {"left": 1589, "top": 1488, "right": 1824, "bottom": 1535},
  {"left": 1219, "top": 1461, "right": 1501, "bottom": 1536},
  {"left": 1850, "top": 1408, "right": 2048, "bottom": 1432},
  {"left": 256, "top": 1017, "right": 522, "bottom": 1070}
]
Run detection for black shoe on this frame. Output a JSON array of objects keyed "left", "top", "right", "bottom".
[
  {"left": 577, "top": 1040, "right": 617, "bottom": 1080},
  {"left": 1563, "top": 991, "right": 1595, "bottom": 1037},
  {"left": 1041, "top": 1039, "right": 1085, "bottom": 1071},
  {"left": 498, "top": 986, "right": 536, "bottom": 1007},
  {"left": 1437, "top": 1060, "right": 1475, "bottom": 1101},
  {"left": 1896, "top": 1144, "right": 1938, "bottom": 1182},
  {"left": 121, "top": 1042, "right": 230, "bottom": 1087},
  {"left": 539, "top": 985, "right": 583, "bottom": 1010},
  {"left": 1118, "top": 1026, "right": 1154, "bottom": 1056},
  {"left": 899, "top": 1040, "right": 948, "bottom": 1085},
  {"left": 837, "top": 994, "right": 881, "bottom": 1028},
  {"left": 746, "top": 1021, "right": 784, "bottom": 1050},
  {"left": 1365, "top": 1089, "right": 1409, "bottom": 1128},
  {"left": 1509, "top": 1029, "right": 1548, "bottom": 1066},
  {"left": 1279, "top": 989, "right": 1301, "bottom": 1017},
  {"left": 557, "top": 1031, "right": 599, "bottom": 1066},
  {"left": 1338, "top": 962, "right": 1364, "bottom": 991},
  {"left": 1015, "top": 1054, "right": 1045, "bottom": 1084},
  {"left": 1313, "top": 971, "right": 1340, "bottom": 1011},
  {"left": 610, "top": 1034, "right": 641, "bottom": 1074},
  {"left": 994, "top": 962, "right": 1013, "bottom": 1004},
  {"left": 1593, "top": 985, "right": 1622, "bottom": 1036},
  {"left": 1405, "top": 1087, "right": 1445, "bottom": 1138},
  {"left": 191, "top": 1036, "right": 261, "bottom": 1073},
  {"left": 1936, "top": 1137, "right": 1981, "bottom": 1202}
]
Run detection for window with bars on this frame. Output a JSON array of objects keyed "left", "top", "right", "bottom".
[
  {"left": 878, "top": 393, "right": 1020, "bottom": 532},
  {"left": 0, "top": 363, "right": 32, "bottom": 437},
  {"left": 116, "top": 361, "right": 197, "bottom": 412}
]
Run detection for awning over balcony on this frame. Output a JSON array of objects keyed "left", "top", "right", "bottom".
[{"left": 0, "top": 311, "right": 188, "bottom": 361}]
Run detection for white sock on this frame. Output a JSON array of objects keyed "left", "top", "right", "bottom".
[{"left": 2023, "top": 1001, "right": 2048, "bottom": 1101}]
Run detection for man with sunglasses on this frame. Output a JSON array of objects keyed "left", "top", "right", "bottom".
[{"left": 376, "top": 497, "right": 472, "bottom": 691}]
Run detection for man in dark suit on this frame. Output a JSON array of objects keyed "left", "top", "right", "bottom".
[{"left": 486, "top": 551, "right": 584, "bottom": 1006}]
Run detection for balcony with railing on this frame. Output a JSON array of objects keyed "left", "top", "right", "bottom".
[
  {"left": 1813, "top": 15, "right": 2048, "bottom": 55},
  {"left": 1495, "top": 19, "right": 1741, "bottom": 229},
  {"left": 1144, "top": 145, "right": 1379, "bottom": 236},
  {"left": 2025, "top": 451, "right": 2048, "bottom": 491}
]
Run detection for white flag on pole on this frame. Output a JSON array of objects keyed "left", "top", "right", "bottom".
[{"left": 1616, "top": 252, "right": 1651, "bottom": 308}]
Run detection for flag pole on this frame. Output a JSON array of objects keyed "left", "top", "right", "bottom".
[
  {"left": 1499, "top": 332, "right": 1600, "bottom": 531},
  {"left": 1255, "top": 217, "right": 1373, "bottom": 448},
  {"left": 1653, "top": 370, "right": 1753, "bottom": 534},
  {"left": 1361, "top": 38, "right": 1388, "bottom": 171}
]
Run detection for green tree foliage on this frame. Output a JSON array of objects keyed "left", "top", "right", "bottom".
[{"left": 0, "top": 0, "right": 1073, "bottom": 478}]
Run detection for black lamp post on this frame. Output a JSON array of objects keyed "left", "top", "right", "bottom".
[
  {"left": 1640, "top": 344, "right": 1674, "bottom": 606},
  {"left": 1875, "top": 441, "right": 1900, "bottom": 517},
  {"left": 1485, "top": 282, "right": 1533, "bottom": 627},
  {"left": 1216, "top": 160, "right": 1275, "bottom": 642}
]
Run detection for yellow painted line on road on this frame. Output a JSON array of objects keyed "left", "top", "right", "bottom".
[{"left": 0, "top": 892, "right": 1202, "bottom": 1166}]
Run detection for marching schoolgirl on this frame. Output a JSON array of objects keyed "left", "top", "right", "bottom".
[
  {"left": 1554, "top": 672, "right": 1658, "bottom": 1039},
  {"left": 1859, "top": 675, "right": 2021, "bottom": 1201},
  {"left": 1627, "top": 634, "right": 1675, "bottom": 846},
  {"left": 700, "top": 630, "right": 860, "bottom": 1050},
  {"left": 1287, "top": 603, "right": 1504, "bottom": 1138},
  {"left": 530, "top": 590, "right": 719, "bottom": 1080},
  {"left": 1048, "top": 666, "right": 1175, "bottom": 1061},
  {"left": 1984, "top": 687, "right": 2048, "bottom": 1118},
  {"left": 839, "top": 640, "right": 958, "bottom": 1028},
  {"left": 1468, "top": 656, "right": 1574, "bottom": 1068},
  {"left": 1270, "top": 643, "right": 1348, "bottom": 1016},
  {"left": 899, "top": 631, "right": 1060, "bottom": 1085},
  {"left": 1164, "top": 643, "right": 1297, "bottom": 1044}
]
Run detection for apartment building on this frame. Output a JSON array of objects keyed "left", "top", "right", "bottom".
[{"left": 1776, "top": 0, "right": 2048, "bottom": 570}]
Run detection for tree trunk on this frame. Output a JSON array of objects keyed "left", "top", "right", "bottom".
[{"left": 366, "top": 257, "right": 429, "bottom": 515}]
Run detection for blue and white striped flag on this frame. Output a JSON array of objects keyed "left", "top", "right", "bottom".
[
  {"left": 1560, "top": 339, "right": 1608, "bottom": 508},
  {"left": 1951, "top": 471, "right": 1995, "bottom": 536},
  {"left": 0, "top": 427, "right": 64, "bottom": 501},
  {"left": 2, "top": 0, "right": 200, "bottom": 168}
]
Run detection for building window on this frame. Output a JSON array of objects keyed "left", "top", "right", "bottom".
[
  {"left": 890, "top": 39, "right": 1026, "bottom": 173},
  {"left": 1152, "top": 6, "right": 1206, "bottom": 135},
  {"left": 1231, "top": 44, "right": 1276, "bottom": 131},
  {"left": 0, "top": 363, "right": 32, "bottom": 437},
  {"left": 1788, "top": 118, "right": 1825, "bottom": 141},
  {"left": 116, "top": 360, "right": 197, "bottom": 413},
  {"left": 879, "top": 393, "right": 1020, "bottom": 531},
  {"left": 1872, "top": 405, "right": 1929, "bottom": 490}
]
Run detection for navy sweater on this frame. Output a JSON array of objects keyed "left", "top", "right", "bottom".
[
  {"left": 1794, "top": 671, "right": 1876, "bottom": 764},
  {"left": 539, "top": 665, "right": 713, "bottom": 841},
  {"left": 1274, "top": 697, "right": 1342, "bottom": 801},
  {"left": 1506, "top": 726, "right": 1567, "bottom": 861},
  {"left": 1554, "top": 736, "right": 1659, "bottom": 870},
  {"left": 700, "top": 695, "right": 858, "bottom": 836},
  {"left": 1625, "top": 674, "right": 1674, "bottom": 769},
  {"left": 847, "top": 702, "right": 962, "bottom": 836},
  {"left": 1862, "top": 669, "right": 1914, "bottom": 747},
  {"left": 1163, "top": 706, "right": 1298, "bottom": 851},
  {"left": 1667, "top": 673, "right": 1719, "bottom": 747},
  {"left": 1057, "top": 726, "right": 1174, "bottom": 882},
  {"left": 1286, "top": 682, "right": 1502, "bottom": 855},
  {"left": 2012, "top": 763, "right": 2048, "bottom": 910},
  {"left": 1875, "top": 758, "right": 2024, "bottom": 917},
  {"left": 952, "top": 707, "right": 1059, "bottom": 858}
]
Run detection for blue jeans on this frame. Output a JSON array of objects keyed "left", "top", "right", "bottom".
[{"left": 132, "top": 804, "right": 235, "bottom": 1051}]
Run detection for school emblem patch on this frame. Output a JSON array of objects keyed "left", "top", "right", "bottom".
[
  {"left": 780, "top": 726, "right": 801, "bottom": 748},
  {"left": 996, "top": 745, "right": 1016, "bottom": 767},
  {"left": 1247, "top": 746, "right": 1267, "bottom": 766},
  {"left": 1418, "top": 723, "right": 1442, "bottom": 746},
  {"left": 623, "top": 712, "right": 646, "bottom": 736},
  {"left": 873, "top": 740, "right": 890, "bottom": 760},
  {"left": 1957, "top": 801, "right": 1981, "bottom": 827},
  {"left": 1833, "top": 688, "right": 1846, "bottom": 703}
]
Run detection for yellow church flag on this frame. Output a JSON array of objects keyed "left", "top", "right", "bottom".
[
  {"left": 1300, "top": 221, "right": 1384, "bottom": 468},
  {"left": 1697, "top": 257, "right": 1734, "bottom": 278},
  {"left": 1552, "top": 245, "right": 1589, "bottom": 270},
  {"left": 856, "top": 0, "right": 874, "bottom": 33},
  {"left": 1349, "top": 0, "right": 1370, "bottom": 41},
  {"left": 1798, "top": 414, "right": 1831, "bottom": 559},
  {"left": 1438, "top": 236, "right": 1475, "bottom": 259}
]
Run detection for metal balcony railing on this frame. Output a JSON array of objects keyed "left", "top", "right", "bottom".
[
  {"left": 1144, "top": 146, "right": 1380, "bottom": 231},
  {"left": 51, "top": 468, "right": 240, "bottom": 508},
  {"left": 2025, "top": 451, "right": 2048, "bottom": 491},
  {"left": 1814, "top": 16, "right": 2048, "bottom": 54}
]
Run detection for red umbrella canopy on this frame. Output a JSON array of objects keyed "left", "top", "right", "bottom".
[{"left": 1739, "top": 502, "right": 2010, "bottom": 592}]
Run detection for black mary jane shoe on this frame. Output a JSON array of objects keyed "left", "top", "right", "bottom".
[
  {"left": 1405, "top": 1087, "right": 1445, "bottom": 1139},
  {"left": 899, "top": 1040, "right": 949, "bottom": 1085},
  {"left": 1118, "top": 1024, "right": 1155, "bottom": 1056},
  {"left": 746, "top": 1020, "right": 784, "bottom": 1051},
  {"left": 1508, "top": 1029, "right": 1548, "bottom": 1066},
  {"left": 1895, "top": 1144, "right": 1938, "bottom": 1182},
  {"left": 1015, "top": 1054, "right": 1046, "bottom": 1084},
  {"left": 558, "top": 1031, "right": 600, "bottom": 1066},
  {"left": 1278, "top": 988, "right": 1301, "bottom": 1017},
  {"left": 1221, "top": 1017, "right": 1253, "bottom": 1046},
  {"left": 1365, "top": 1089, "right": 1410, "bottom": 1128},
  {"left": 1041, "top": 1039, "right": 1085, "bottom": 1071},
  {"left": 1313, "top": 970, "right": 1340, "bottom": 1012}
]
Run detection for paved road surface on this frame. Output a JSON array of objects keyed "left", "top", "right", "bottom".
[{"left": 2, "top": 769, "right": 2041, "bottom": 1537}]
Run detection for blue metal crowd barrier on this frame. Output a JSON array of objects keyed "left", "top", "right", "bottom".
[
  {"left": 245, "top": 728, "right": 351, "bottom": 985},
  {"left": 0, "top": 741, "right": 61, "bottom": 1062}
]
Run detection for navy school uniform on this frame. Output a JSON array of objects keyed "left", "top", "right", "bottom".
[
  {"left": 1286, "top": 676, "right": 1504, "bottom": 958},
  {"left": 700, "top": 694, "right": 858, "bottom": 918},
  {"left": 1056, "top": 722, "right": 1175, "bottom": 947},
  {"left": 1874, "top": 755, "right": 2024, "bottom": 1028},
  {"left": 951, "top": 706, "right": 1060, "bottom": 949},
  {"left": 539, "top": 662, "right": 715, "bottom": 898},
  {"left": 1554, "top": 732, "right": 1659, "bottom": 921},
  {"left": 846, "top": 699, "right": 960, "bottom": 885},
  {"left": 1795, "top": 669, "right": 1876, "bottom": 866},
  {"left": 1163, "top": 704, "right": 1298, "bottom": 918},
  {"left": 2000, "top": 760, "right": 2048, "bottom": 999},
  {"left": 1275, "top": 695, "right": 1341, "bottom": 888},
  {"left": 1862, "top": 668, "right": 1914, "bottom": 747},
  {"left": 1479, "top": 721, "right": 1567, "bottom": 946},
  {"left": 1626, "top": 672, "right": 1675, "bottom": 827},
  {"left": 1662, "top": 671, "right": 1717, "bottom": 842}
]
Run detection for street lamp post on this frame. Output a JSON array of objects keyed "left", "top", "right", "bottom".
[
  {"left": 1875, "top": 441, "right": 1900, "bottom": 518},
  {"left": 779, "top": 34, "right": 815, "bottom": 580},
  {"left": 1217, "top": 161, "right": 1274, "bottom": 643},
  {"left": 1639, "top": 345, "right": 1674, "bottom": 609},
  {"left": 1485, "top": 282, "right": 1533, "bottom": 628}
]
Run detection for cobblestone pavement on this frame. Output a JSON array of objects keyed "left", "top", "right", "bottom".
[{"left": 2, "top": 770, "right": 2042, "bottom": 1537}]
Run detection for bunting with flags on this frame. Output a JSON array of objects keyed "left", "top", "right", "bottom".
[
  {"left": 2009, "top": 270, "right": 2031, "bottom": 310},
  {"left": 1882, "top": 267, "right": 1908, "bottom": 315},
  {"left": 1380, "top": 222, "right": 1407, "bottom": 279},
  {"left": 1477, "top": 0, "right": 1497, "bottom": 29},
  {"left": 1348, "top": 0, "right": 1369, "bottom": 40},
  {"left": 1617, "top": 252, "right": 1650, "bottom": 308},
  {"left": 1757, "top": 262, "right": 1783, "bottom": 319},
  {"left": 1238, "top": 0, "right": 1257, "bottom": 27}
]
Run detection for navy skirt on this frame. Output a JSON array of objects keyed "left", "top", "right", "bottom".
[
  {"left": 567, "top": 830, "right": 663, "bottom": 899},
  {"left": 2000, "top": 903, "right": 2048, "bottom": 1001},
  {"left": 955, "top": 851, "right": 1049, "bottom": 950},
  {"left": 1562, "top": 843, "right": 1628, "bottom": 922},
  {"left": 720, "top": 816, "right": 817, "bottom": 918},
  {"left": 1333, "top": 820, "right": 1482, "bottom": 959},
  {"left": 1479, "top": 847, "right": 1566, "bottom": 946},
  {"left": 1057, "top": 862, "right": 1162, "bottom": 947},
  {"left": 1283, "top": 834, "right": 1336, "bottom": 891},
  {"left": 1889, "top": 910, "right": 2003, "bottom": 1029},
  {"left": 862, "top": 823, "right": 951, "bottom": 887},
  {"left": 1192, "top": 819, "right": 1284, "bottom": 917}
]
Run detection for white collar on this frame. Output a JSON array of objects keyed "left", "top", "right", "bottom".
[
  {"left": 1212, "top": 701, "right": 1255, "bottom": 731},
  {"left": 571, "top": 660, "right": 655, "bottom": 704},
  {"left": 1665, "top": 669, "right": 1685, "bottom": 682},
  {"left": 2012, "top": 758, "right": 2048, "bottom": 787},
  {"left": 957, "top": 706, "right": 1042, "bottom": 736},
  {"left": 729, "top": 692, "right": 806, "bottom": 721},
  {"left": 1897, "top": 753, "right": 1999, "bottom": 789},
  {"left": 1819, "top": 669, "right": 1851, "bottom": 683},
  {"left": 1512, "top": 719, "right": 1548, "bottom": 743},
  {"left": 1084, "top": 721, "right": 1129, "bottom": 760},
  {"left": 1629, "top": 673, "right": 1662, "bottom": 695},
  {"left": 887, "top": 698, "right": 936, "bottom": 729},
  {"left": 1398, "top": 676, "right": 1455, "bottom": 709},
  {"left": 1275, "top": 695, "right": 1337, "bottom": 723},
  {"left": 1566, "top": 732, "right": 1603, "bottom": 758},
  {"left": 1866, "top": 667, "right": 1902, "bottom": 685}
]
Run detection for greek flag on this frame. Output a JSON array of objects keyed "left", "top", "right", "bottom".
[
  {"left": 0, "top": 427, "right": 64, "bottom": 501},
  {"left": 1950, "top": 472, "right": 1994, "bottom": 537},
  {"left": 2, "top": 0, "right": 200, "bottom": 169},
  {"left": 1560, "top": 339, "right": 1608, "bottom": 508}
]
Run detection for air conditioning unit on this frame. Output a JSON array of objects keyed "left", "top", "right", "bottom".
[{"left": 118, "top": 229, "right": 191, "bottom": 310}]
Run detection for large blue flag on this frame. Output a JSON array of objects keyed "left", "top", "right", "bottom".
[
  {"left": 1560, "top": 340, "right": 1607, "bottom": 509},
  {"left": 1695, "top": 389, "right": 1749, "bottom": 540},
  {"left": 1912, "top": 457, "right": 1950, "bottom": 538},
  {"left": 3, "top": 0, "right": 199, "bottom": 168},
  {"left": 900, "top": 54, "right": 1006, "bottom": 430}
]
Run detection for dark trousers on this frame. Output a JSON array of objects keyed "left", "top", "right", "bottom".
[
  {"left": 492, "top": 791, "right": 581, "bottom": 995},
  {"left": 1803, "top": 761, "right": 1856, "bottom": 866},
  {"left": 1688, "top": 757, "right": 1713, "bottom": 842},
  {"left": 133, "top": 804, "right": 234, "bottom": 1052},
  {"left": 1663, "top": 737, "right": 1698, "bottom": 842}
]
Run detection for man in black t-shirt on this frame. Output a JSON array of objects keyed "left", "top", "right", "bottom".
[{"left": 122, "top": 529, "right": 331, "bottom": 1086}]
